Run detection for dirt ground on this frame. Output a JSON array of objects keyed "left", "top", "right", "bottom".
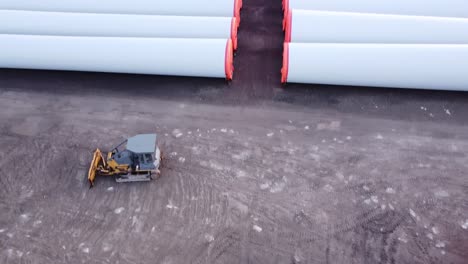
[
  {"left": 1, "top": 0, "right": 468, "bottom": 263},
  {"left": 1, "top": 77, "right": 468, "bottom": 264}
]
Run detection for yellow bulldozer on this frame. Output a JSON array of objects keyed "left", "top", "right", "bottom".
[{"left": 88, "top": 134, "right": 162, "bottom": 187}]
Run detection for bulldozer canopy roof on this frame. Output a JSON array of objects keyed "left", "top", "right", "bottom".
[{"left": 126, "top": 134, "right": 156, "bottom": 154}]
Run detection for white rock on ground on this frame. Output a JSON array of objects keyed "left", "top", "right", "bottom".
[
  {"left": 172, "top": 129, "right": 183, "bottom": 138},
  {"left": 204, "top": 234, "right": 214, "bottom": 243},
  {"left": 253, "top": 225, "right": 262, "bottom": 232},
  {"left": 435, "top": 241, "right": 445, "bottom": 248},
  {"left": 462, "top": 220, "right": 468, "bottom": 229},
  {"left": 270, "top": 182, "right": 286, "bottom": 193},
  {"left": 293, "top": 248, "right": 305, "bottom": 263},
  {"left": 323, "top": 184, "right": 333, "bottom": 192},
  {"left": 409, "top": 209, "right": 417, "bottom": 219},
  {"left": 114, "top": 207, "right": 125, "bottom": 214}
]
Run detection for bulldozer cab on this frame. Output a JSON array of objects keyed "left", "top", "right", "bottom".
[{"left": 124, "top": 134, "right": 158, "bottom": 171}]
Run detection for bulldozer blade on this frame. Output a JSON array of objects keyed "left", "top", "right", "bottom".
[{"left": 88, "top": 148, "right": 104, "bottom": 188}]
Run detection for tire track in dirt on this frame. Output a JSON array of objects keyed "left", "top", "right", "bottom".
[{"left": 0, "top": 123, "right": 120, "bottom": 262}]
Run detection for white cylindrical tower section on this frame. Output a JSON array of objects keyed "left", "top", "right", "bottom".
[
  {"left": 0, "top": 0, "right": 243, "bottom": 25},
  {"left": 285, "top": 9, "right": 468, "bottom": 44},
  {"left": 0, "top": 10, "right": 239, "bottom": 50},
  {"left": 282, "top": 43, "right": 468, "bottom": 91},
  {"left": 283, "top": 0, "right": 468, "bottom": 29},
  {"left": 0, "top": 35, "right": 234, "bottom": 80}
]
